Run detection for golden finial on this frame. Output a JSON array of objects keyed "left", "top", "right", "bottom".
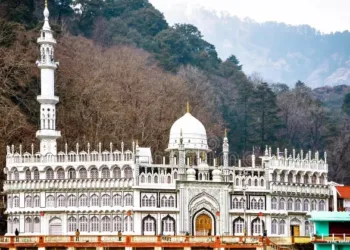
[
  {"left": 186, "top": 101, "right": 190, "bottom": 113},
  {"left": 45, "top": 0, "right": 48, "bottom": 8},
  {"left": 224, "top": 129, "right": 227, "bottom": 137}
]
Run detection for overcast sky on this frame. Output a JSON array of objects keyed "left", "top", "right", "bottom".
[{"left": 149, "top": 0, "right": 350, "bottom": 33}]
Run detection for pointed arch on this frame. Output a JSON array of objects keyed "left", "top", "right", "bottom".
[
  {"left": 142, "top": 215, "right": 156, "bottom": 235},
  {"left": 161, "top": 215, "right": 175, "bottom": 235}
]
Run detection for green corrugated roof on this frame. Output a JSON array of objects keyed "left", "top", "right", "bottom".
[{"left": 309, "top": 211, "right": 350, "bottom": 221}]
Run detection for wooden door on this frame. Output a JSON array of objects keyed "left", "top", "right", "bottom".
[
  {"left": 293, "top": 225, "right": 300, "bottom": 236},
  {"left": 196, "top": 214, "right": 212, "bottom": 236}
]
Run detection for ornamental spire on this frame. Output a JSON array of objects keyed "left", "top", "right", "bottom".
[{"left": 186, "top": 101, "right": 190, "bottom": 113}]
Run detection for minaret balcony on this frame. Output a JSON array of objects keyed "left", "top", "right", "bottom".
[
  {"left": 37, "top": 95, "right": 59, "bottom": 104},
  {"left": 36, "top": 61, "right": 58, "bottom": 69},
  {"left": 36, "top": 130, "right": 61, "bottom": 139},
  {"left": 37, "top": 37, "right": 56, "bottom": 45}
]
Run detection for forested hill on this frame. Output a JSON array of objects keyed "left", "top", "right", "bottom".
[
  {"left": 161, "top": 6, "right": 350, "bottom": 88},
  {"left": 1, "top": 0, "right": 350, "bottom": 184}
]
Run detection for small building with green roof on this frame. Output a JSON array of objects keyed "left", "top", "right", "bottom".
[{"left": 309, "top": 211, "right": 350, "bottom": 250}]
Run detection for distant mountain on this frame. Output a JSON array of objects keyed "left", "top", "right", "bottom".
[{"left": 162, "top": 5, "right": 350, "bottom": 88}]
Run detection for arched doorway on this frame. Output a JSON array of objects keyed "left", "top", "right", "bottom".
[
  {"left": 195, "top": 214, "right": 212, "bottom": 236},
  {"left": 49, "top": 217, "right": 62, "bottom": 235}
]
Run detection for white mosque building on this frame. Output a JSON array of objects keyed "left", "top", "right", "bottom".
[{"left": 3, "top": 2, "right": 330, "bottom": 237}]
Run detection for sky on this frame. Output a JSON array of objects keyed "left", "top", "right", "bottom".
[{"left": 149, "top": 0, "right": 350, "bottom": 34}]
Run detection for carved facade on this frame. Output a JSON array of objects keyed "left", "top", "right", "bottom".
[{"left": 3, "top": 2, "right": 330, "bottom": 237}]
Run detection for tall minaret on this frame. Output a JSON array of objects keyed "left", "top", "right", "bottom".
[
  {"left": 36, "top": 0, "right": 61, "bottom": 155},
  {"left": 223, "top": 129, "right": 229, "bottom": 167}
]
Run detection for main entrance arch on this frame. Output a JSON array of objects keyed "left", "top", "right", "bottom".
[{"left": 196, "top": 214, "right": 212, "bottom": 236}]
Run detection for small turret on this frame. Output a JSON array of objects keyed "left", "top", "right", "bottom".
[{"left": 223, "top": 129, "right": 229, "bottom": 167}]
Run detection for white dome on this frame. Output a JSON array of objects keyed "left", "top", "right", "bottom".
[
  {"left": 167, "top": 112, "right": 208, "bottom": 151},
  {"left": 213, "top": 168, "right": 222, "bottom": 176},
  {"left": 186, "top": 168, "right": 196, "bottom": 175}
]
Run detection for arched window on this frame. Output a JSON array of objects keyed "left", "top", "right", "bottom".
[
  {"left": 101, "top": 167, "right": 110, "bottom": 178},
  {"left": 113, "top": 216, "right": 122, "bottom": 231},
  {"left": 124, "top": 166, "right": 132, "bottom": 179},
  {"left": 319, "top": 175, "right": 325, "bottom": 184},
  {"left": 305, "top": 221, "right": 314, "bottom": 236},
  {"left": 46, "top": 168, "right": 54, "bottom": 180},
  {"left": 90, "top": 167, "right": 98, "bottom": 179},
  {"left": 91, "top": 216, "right": 99, "bottom": 232},
  {"left": 141, "top": 175, "right": 145, "bottom": 183},
  {"left": 25, "top": 169, "right": 31, "bottom": 180},
  {"left": 13, "top": 218, "right": 19, "bottom": 233},
  {"left": 142, "top": 195, "right": 148, "bottom": 207},
  {"left": 271, "top": 197, "right": 277, "bottom": 210},
  {"left": 258, "top": 198, "right": 264, "bottom": 210},
  {"left": 240, "top": 198, "right": 245, "bottom": 209},
  {"left": 90, "top": 194, "right": 99, "bottom": 207},
  {"left": 101, "top": 194, "right": 111, "bottom": 206},
  {"left": 46, "top": 195, "right": 55, "bottom": 207},
  {"left": 303, "top": 199, "right": 309, "bottom": 211},
  {"left": 67, "top": 195, "right": 76, "bottom": 207},
  {"left": 295, "top": 199, "right": 301, "bottom": 211},
  {"left": 254, "top": 179, "right": 258, "bottom": 186},
  {"left": 280, "top": 173, "right": 285, "bottom": 182},
  {"left": 102, "top": 216, "right": 111, "bottom": 232},
  {"left": 271, "top": 219, "right": 277, "bottom": 234},
  {"left": 34, "top": 195, "right": 40, "bottom": 207},
  {"left": 57, "top": 195, "right": 65, "bottom": 207},
  {"left": 319, "top": 200, "right": 325, "bottom": 211},
  {"left": 279, "top": 198, "right": 285, "bottom": 210},
  {"left": 235, "top": 178, "right": 239, "bottom": 186},
  {"left": 33, "top": 168, "right": 39, "bottom": 180},
  {"left": 251, "top": 198, "right": 257, "bottom": 210},
  {"left": 150, "top": 195, "right": 156, "bottom": 207},
  {"left": 311, "top": 200, "right": 317, "bottom": 211},
  {"left": 169, "top": 196, "right": 175, "bottom": 207},
  {"left": 143, "top": 216, "right": 155, "bottom": 234},
  {"left": 68, "top": 216, "right": 76, "bottom": 232},
  {"left": 14, "top": 169, "right": 19, "bottom": 180},
  {"left": 288, "top": 173, "right": 293, "bottom": 183},
  {"left": 233, "top": 217, "right": 244, "bottom": 235},
  {"left": 161, "top": 196, "right": 167, "bottom": 207},
  {"left": 296, "top": 174, "right": 301, "bottom": 183},
  {"left": 68, "top": 168, "right": 76, "bottom": 179},
  {"left": 260, "top": 179, "right": 264, "bottom": 186},
  {"left": 232, "top": 198, "right": 239, "bottom": 209},
  {"left": 287, "top": 199, "right": 293, "bottom": 210},
  {"left": 57, "top": 168, "right": 65, "bottom": 179},
  {"left": 174, "top": 172, "right": 178, "bottom": 180},
  {"left": 25, "top": 196, "right": 32, "bottom": 207},
  {"left": 79, "top": 216, "right": 88, "bottom": 232},
  {"left": 304, "top": 175, "right": 309, "bottom": 184},
  {"left": 272, "top": 172, "right": 277, "bottom": 182},
  {"left": 154, "top": 175, "right": 158, "bottom": 183},
  {"left": 312, "top": 174, "right": 317, "bottom": 184},
  {"left": 248, "top": 179, "right": 252, "bottom": 186},
  {"left": 79, "top": 168, "right": 87, "bottom": 179},
  {"left": 162, "top": 216, "right": 174, "bottom": 234},
  {"left": 148, "top": 175, "right": 151, "bottom": 183},
  {"left": 252, "top": 218, "right": 264, "bottom": 235},
  {"left": 13, "top": 196, "right": 20, "bottom": 208},
  {"left": 124, "top": 194, "right": 133, "bottom": 206},
  {"left": 279, "top": 220, "right": 286, "bottom": 235},
  {"left": 79, "top": 194, "right": 88, "bottom": 207},
  {"left": 113, "top": 194, "right": 122, "bottom": 206},
  {"left": 25, "top": 217, "right": 32, "bottom": 233},
  {"left": 124, "top": 216, "right": 129, "bottom": 232},
  {"left": 113, "top": 167, "right": 121, "bottom": 178},
  {"left": 33, "top": 217, "right": 40, "bottom": 233}
]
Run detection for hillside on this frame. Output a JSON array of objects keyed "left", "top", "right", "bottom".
[
  {"left": 1, "top": 0, "right": 350, "bottom": 184},
  {"left": 159, "top": 6, "right": 350, "bottom": 88}
]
